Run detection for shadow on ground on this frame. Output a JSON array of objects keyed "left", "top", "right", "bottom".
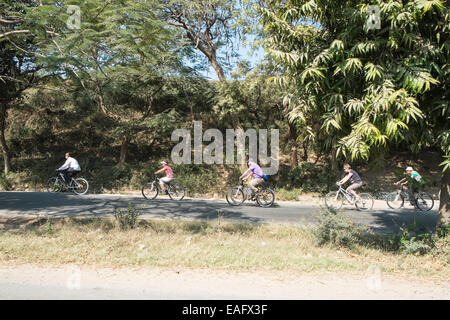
[{"left": 0, "top": 192, "right": 439, "bottom": 233}]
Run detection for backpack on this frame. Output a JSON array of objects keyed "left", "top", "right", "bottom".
[{"left": 263, "top": 174, "right": 269, "bottom": 181}]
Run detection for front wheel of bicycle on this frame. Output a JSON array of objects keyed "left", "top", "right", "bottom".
[
  {"left": 386, "top": 192, "right": 404, "bottom": 209},
  {"left": 256, "top": 188, "right": 275, "bottom": 208},
  {"left": 324, "top": 191, "right": 344, "bottom": 211},
  {"left": 355, "top": 193, "right": 374, "bottom": 211},
  {"left": 415, "top": 193, "right": 434, "bottom": 212},
  {"left": 168, "top": 184, "right": 185, "bottom": 201},
  {"left": 72, "top": 178, "right": 89, "bottom": 195},
  {"left": 142, "top": 182, "right": 159, "bottom": 200},
  {"left": 46, "top": 177, "right": 62, "bottom": 193},
  {"left": 226, "top": 187, "right": 245, "bottom": 206}
]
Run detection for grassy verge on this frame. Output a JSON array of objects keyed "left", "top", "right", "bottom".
[{"left": 0, "top": 212, "right": 448, "bottom": 280}]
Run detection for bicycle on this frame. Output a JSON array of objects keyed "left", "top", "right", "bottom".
[
  {"left": 324, "top": 183, "right": 374, "bottom": 211},
  {"left": 46, "top": 170, "right": 89, "bottom": 195},
  {"left": 141, "top": 175, "right": 185, "bottom": 201},
  {"left": 386, "top": 186, "right": 434, "bottom": 211},
  {"left": 226, "top": 178, "right": 275, "bottom": 208}
]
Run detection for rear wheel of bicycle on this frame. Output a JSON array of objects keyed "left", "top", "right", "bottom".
[
  {"left": 72, "top": 178, "right": 89, "bottom": 195},
  {"left": 386, "top": 192, "right": 404, "bottom": 209},
  {"left": 256, "top": 188, "right": 275, "bottom": 208},
  {"left": 355, "top": 193, "right": 374, "bottom": 211},
  {"left": 415, "top": 193, "right": 434, "bottom": 212},
  {"left": 46, "top": 177, "right": 62, "bottom": 193},
  {"left": 168, "top": 184, "right": 185, "bottom": 201},
  {"left": 324, "top": 191, "right": 344, "bottom": 211},
  {"left": 226, "top": 187, "right": 245, "bottom": 206},
  {"left": 142, "top": 182, "right": 159, "bottom": 200}
]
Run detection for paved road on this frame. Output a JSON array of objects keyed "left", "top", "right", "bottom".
[{"left": 0, "top": 191, "right": 440, "bottom": 233}]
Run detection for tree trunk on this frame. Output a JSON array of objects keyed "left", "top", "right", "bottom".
[
  {"left": 302, "top": 139, "right": 309, "bottom": 162},
  {"left": 437, "top": 169, "right": 450, "bottom": 227},
  {"left": 288, "top": 122, "right": 298, "bottom": 168},
  {"left": 208, "top": 52, "right": 242, "bottom": 131},
  {"left": 119, "top": 135, "right": 128, "bottom": 164},
  {"left": 331, "top": 145, "right": 338, "bottom": 178},
  {"left": 209, "top": 53, "right": 226, "bottom": 81},
  {"left": 229, "top": 111, "right": 242, "bottom": 130},
  {"left": 0, "top": 103, "right": 11, "bottom": 175}
]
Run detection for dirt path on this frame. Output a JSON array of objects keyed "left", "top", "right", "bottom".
[{"left": 0, "top": 263, "right": 448, "bottom": 299}]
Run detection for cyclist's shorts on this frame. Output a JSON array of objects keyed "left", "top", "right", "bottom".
[
  {"left": 160, "top": 177, "right": 175, "bottom": 184},
  {"left": 347, "top": 182, "right": 363, "bottom": 192}
]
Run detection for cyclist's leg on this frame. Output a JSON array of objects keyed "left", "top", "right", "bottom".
[
  {"left": 70, "top": 170, "right": 81, "bottom": 185},
  {"left": 346, "top": 182, "right": 363, "bottom": 201},
  {"left": 61, "top": 169, "right": 70, "bottom": 184},
  {"left": 160, "top": 177, "right": 174, "bottom": 193},
  {"left": 248, "top": 178, "right": 264, "bottom": 197},
  {"left": 410, "top": 183, "right": 420, "bottom": 204}
]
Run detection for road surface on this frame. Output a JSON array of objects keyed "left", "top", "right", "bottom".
[{"left": 0, "top": 191, "right": 439, "bottom": 233}]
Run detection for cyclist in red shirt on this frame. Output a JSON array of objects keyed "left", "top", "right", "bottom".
[{"left": 155, "top": 161, "right": 175, "bottom": 194}]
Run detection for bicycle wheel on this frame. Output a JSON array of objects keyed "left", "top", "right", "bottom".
[
  {"left": 46, "top": 177, "right": 62, "bottom": 193},
  {"left": 72, "top": 178, "right": 89, "bottom": 195},
  {"left": 142, "top": 182, "right": 159, "bottom": 200},
  {"left": 355, "top": 193, "right": 374, "bottom": 211},
  {"left": 226, "top": 187, "right": 245, "bottom": 206},
  {"left": 415, "top": 193, "right": 434, "bottom": 212},
  {"left": 324, "top": 191, "right": 344, "bottom": 211},
  {"left": 168, "top": 184, "right": 185, "bottom": 201},
  {"left": 386, "top": 192, "right": 404, "bottom": 209},
  {"left": 256, "top": 188, "right": 275, "bottom": 208}
]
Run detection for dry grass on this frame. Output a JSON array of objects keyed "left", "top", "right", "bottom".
[{"left": 0, "top": 217, "right": 448, "bottom": 280}]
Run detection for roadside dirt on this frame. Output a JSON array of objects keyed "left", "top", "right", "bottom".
[{"left": 0, "top": 263, "right": 448, "bottom": 299}]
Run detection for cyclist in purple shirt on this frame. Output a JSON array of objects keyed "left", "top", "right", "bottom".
[
  {"left": 239, "top": 159, "right": 265, "bottom": 200},
  {"left": 337, "top": 164, "right": 363, "bottom": 202}
]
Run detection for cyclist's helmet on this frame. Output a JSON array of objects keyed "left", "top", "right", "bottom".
[{"left": 161, "top": 161, "right": 168, "bottom": 165}]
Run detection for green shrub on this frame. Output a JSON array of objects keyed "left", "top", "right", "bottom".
[
  {"left": 389, "top": 223, "right": 436, "bottom": 255},
  {"left": 275, "top": 163, "right": 334, "bottom": 193},
  {"left": 172, "top": 164, "right": 219, "bottom": 195},
  {"left": 114, "top": 202, "right": 141, "bottom": 230},
  {"left": 276, "top": 188, "right": 300, "bottom": 201},
  {"left": 0, "top": 173, "right": 11, "bottom": 191},
  {"left": 312, "top": 210, "right": 371, "bottom": 248},
  {"left": 400, "top": 238, "right": 432, "bottom": 255}
]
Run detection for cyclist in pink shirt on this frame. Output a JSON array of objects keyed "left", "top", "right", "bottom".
[{"left": 155, "top": 161, "right": 175, "bottom": 194}]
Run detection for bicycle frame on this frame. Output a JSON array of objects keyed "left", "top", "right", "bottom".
[
  {"left": 152, "top": 176, "right": 172, "bottom": 191},
  {"left": 57, "top": 172, "right": 76, "bottom": 188},
  {"left": 334, "top": 185, "right": 356, "bottom": 203},
  {"left": 238, "top": 180, "right": 253, "bottom": 200}
]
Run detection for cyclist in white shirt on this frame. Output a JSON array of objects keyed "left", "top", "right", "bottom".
[{"left": 57, "top": 153, "right": 81, "bottom": 183}]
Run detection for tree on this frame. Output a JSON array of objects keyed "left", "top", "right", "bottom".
[
  {"left": 31, "top": 0, "right": 184, "bottom": 164},
  {"left": 213, "top": 63, "right": 283, "bottom": 129},
  {"left": 0, "top": 0, "right": 43, "bottom": 175},
  {"left": 163, "top": 0, "right": 247, "bottom": 129},
  {"left": 260, "top": 0, "right": 450, "bottom": 226}
]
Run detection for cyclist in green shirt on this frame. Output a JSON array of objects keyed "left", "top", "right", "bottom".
[{"left": 395, "top": 166, "right": 424, "bottom": 203}]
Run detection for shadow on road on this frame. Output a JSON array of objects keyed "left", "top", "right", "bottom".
[
  {"left": 0, "top": 192, "right": 264, "bottom": 224},
  {"left": 0, "top": 192, "right": 439, "bottom": 233}
]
